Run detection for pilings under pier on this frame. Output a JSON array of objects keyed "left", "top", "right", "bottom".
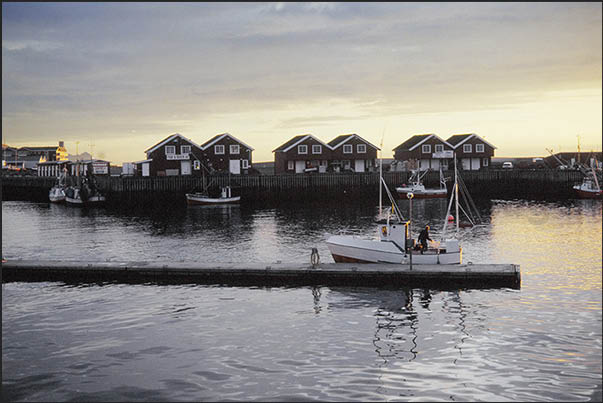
[{"left": 2, "top": 260, "right": 521, "bottom": 289}]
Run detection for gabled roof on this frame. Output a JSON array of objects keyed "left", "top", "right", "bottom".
[
  {"left": 19, "top": 146, "right": 59, "bottom": 151},
  {"left": 393, "top": 134, "right": 452, "bottom": 151},
  {"left": 273, "top": 134, "right": 331, "bottom": 153},
  {"left": 200, "top": 132, "right": 254, "bottom": 151},
  {"left": 145, "top": 133, "right": 204, "bottom": 154},
  {"left": 328, "top": 133, "right": 380, "bottom": 151},
  {"left": 446, "top": 133, "right": 497, "bottom": 150}
]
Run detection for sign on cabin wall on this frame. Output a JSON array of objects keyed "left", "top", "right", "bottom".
[
  {"left": 166, "top": 154, "right": 190, "bottom": 160},
  {"left": 433, "top": 151, "right": 454, "bottom": 159},
  {"left": 92, "top": 162, "right": 109, "bottom": 174}
]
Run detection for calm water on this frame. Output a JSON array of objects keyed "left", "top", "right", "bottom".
[{"left": 2, "top": 198, "right": 602, "bottom": 402}]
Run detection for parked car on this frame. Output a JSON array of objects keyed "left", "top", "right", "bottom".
[{"left": 502, "top": 162, "right": 513, "bottom": 169}]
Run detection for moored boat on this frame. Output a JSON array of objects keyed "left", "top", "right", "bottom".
[
  {"left": 573, "top": 166, "right": 602, "bottom": 199},
  {"left": 396, "top": 168, "right": 447, "bottom": 199},
  {"left": 48, "top": 168, "right": 68, "bottom": 203},
  {"left": 186, "top": 186, "right": 240, "bottom": 205}
]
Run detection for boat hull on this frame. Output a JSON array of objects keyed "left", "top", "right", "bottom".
[
  {"left": 186, "top": 194, "right": 241, "bottom": 205},
  {"left": 573, "top": 188, "right": 603, "bottom": 199},
  {"left": 396, "top": 188, "right": 447, "bottom": 199},
  {"left": 326, "top": 235, "right": 461, "bottom": 265}
]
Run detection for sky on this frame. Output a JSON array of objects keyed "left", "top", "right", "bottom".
[{"left": 2, "top": 2, "right": 602, "bottom": 164}]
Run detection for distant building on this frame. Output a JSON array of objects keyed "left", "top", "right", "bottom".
[
  {"left": 37, "top": 159, "right": 111, "bottom": 177},
  {"left": 327, "top": 133, "right": 379, "bottom": 173},
  {"left": 392, "top": 134, "right": 454, "bottom": 171},
  {"left": 137, "top": 132, "right": 254, "bottom": 177},
  {"left": 273, "top": 134, "right": 332, "bottom": 174},
  {"left": 140, "top": 133, "right": 205, "bottom": 177},
  {"left": 543, "top": 152, "right": 603, "bottom": 169},
  {"left": 2, "top": 141, "right": 68, "bottom": 171},
  {"left": 199, "top": 133, "right": 254, "bottom": 175},
  {"left": 446, "top": 133, "right": 496, "bottom": 170}
]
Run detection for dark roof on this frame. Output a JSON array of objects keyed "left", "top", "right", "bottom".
[
  {"left": 393, "top": 134, "right": 433, "bottom": 151},
  {"left": 446, "top": 134, "right": 473, "bottom": 147},
  {"left": 273, "top": 135, "right": 309, "bottom": 152},
  {"left": 20, "top": 146, "right": 58, "bottom": 152},
  {"left": 199, "top": 133, "right": 226, "bottom": 149},
  {"left": 328, "top": 134, "right": 355, "bottom": 147}
]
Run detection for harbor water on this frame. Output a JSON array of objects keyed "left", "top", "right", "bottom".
[{"left": 2, "top": 198, "right": 602, "bottom": 401}]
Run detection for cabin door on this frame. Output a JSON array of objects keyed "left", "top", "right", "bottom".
[
  {"left": 471, "top": 158, "right": 480, "bottom": 170},
  {"left": 354, "top": 160, "right": 365, "bottom": 172},
  {"left": 229, "top": 159, "right": 241, "bottom": 174},
  {"left": 142, "top": 163, "right": 150, "bottom": 177},
  {"left": 295, "top": 161, "right": 305, "bottom": 173},
  {"left": 181, "top": 160, "right": 191, "bottom": 175},
  {"left": 461, "top": 158, "right": 471, "bottom": 170}
]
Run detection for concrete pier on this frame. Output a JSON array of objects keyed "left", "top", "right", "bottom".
[{"left": 2, "top": 260, "right": 521, "bottom": 289}]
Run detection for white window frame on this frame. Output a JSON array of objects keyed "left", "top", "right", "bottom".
[
  {"left": 230, "top": 144, "right": 240, "bottom": 154},
  {"left": 476, "top": 144, "right": 484, "bottom": 153},
  {"left": 463, "top": 144, "right": 472, "bottom": 153},
  {"left": 357, "top": 144, "right": 366, "bottom": 154},
  {"left": 343, "top": 144, "right": 353, "bottom": 154},
  {"left": 215, "top": 145, "right": 225, "bottom": 155},
  {"left": 435, "top": 144, "right": 444, "bottom": 153},
  {"left": 483, "top": 158, "right": 489, "bottom": 167},
  {"left": 422, "top": 144, "right": 431, "bottom": 154},
  {"left": 181, "top": 145, "right": 191, "bottom": 154},
  {"left": 193, "top": 160, "right": 201, "bottom": 170},
  {"left": 242, "top": 159, "right": 249, "bottom": 169},
  {"left": 165, "top": 145, "right": 176, "bottom": 155},
  {"left": 298, "top": 145, "right": 308, "bottom": 155},
  {"left": 312, "top": 145, "right": 322, "bottom": 154},
  {"left": 287, "top": 160, "right": 295, "bottom": 170}
]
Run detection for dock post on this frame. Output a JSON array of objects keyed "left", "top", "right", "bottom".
[{"left": 407, "top": 192, "right": 414, "bottom": 271}]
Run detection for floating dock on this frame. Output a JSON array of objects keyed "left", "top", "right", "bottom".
[{"left": 2, "top": 260, "right": 520, "bottom": 289}]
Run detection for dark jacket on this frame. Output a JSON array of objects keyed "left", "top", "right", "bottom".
[{"left": 418, "top": 228, "right": 431, "bottom": 242}]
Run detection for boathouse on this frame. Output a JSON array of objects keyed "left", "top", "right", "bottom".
[
  {"left": 392, "top": 134, "right": 454, "bottom": 171},
  {"left": 446, "top": 133, "right": 496, "bottom": 170},
  {"left": 199, "top": 133, "right": 254, "bottom": 175},
  {"left": 141, "top": 133, "right": 205, "bottom": 177},
  {"left": 273, "top": 134, "right": 332, "bottom": 174},
  {"left": 327, "top": 134, "right": 379, "bottom": 173}
]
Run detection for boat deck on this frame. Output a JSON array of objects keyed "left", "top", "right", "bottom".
[{"left": 2, "top": 259, "right": 521, "bottom": 289}]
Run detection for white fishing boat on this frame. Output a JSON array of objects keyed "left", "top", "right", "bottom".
[
  {"left": 573, "top": 166, "right": 602, "bottom": 199},
  {"left": 395, "top": 167, "right": 447, "bottom": 199},
  {"left": 48, "top": 168, "right": 68, "bottom": 203},
  {"left": 65, "top": 164, "right": 106, "bottom": 206},
  {"left": 186, "top": 186, "right": 240, "bottom": 205},
  {"left": 326, "top": 155, "right": 473, "bottom": 265}
]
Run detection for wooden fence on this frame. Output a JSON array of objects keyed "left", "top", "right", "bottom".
[{"left": 1, "top": 169, "right": 586, "bottom": 206}]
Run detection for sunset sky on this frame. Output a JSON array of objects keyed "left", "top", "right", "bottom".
[{"left": 2, "top": 2, "right": 602, "bottom": 164}]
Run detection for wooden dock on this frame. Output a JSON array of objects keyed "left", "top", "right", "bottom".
[{"left": 1, "top": 260, "right": 521, "bottom": 289}]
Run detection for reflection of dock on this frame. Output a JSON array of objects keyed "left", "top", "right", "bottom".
[{"left": 2, "top": 260, "right": 520, "bottom": 289}]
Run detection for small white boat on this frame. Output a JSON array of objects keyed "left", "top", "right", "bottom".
[
  {"left": 65, "top": 186, "right": 106, "bottom": 206},
  {"left": 186, "top": 186, "right": 240, "bottom": 205},
  {"left": 573, "top": 166, "right": 602, "bottom": 199},
  {"left": 49, "top": 186, "right": 66, "bottom": 203},
  {"left": 396, "top": 168, "right": 447, "bottom": 199},
  {"left": 49, "top": 169, "right": 68, "bottom": 203}
]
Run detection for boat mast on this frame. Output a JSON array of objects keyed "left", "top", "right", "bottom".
[
  {"left": 379, "top": 129, "right": 384, "bottom": 217},
  {"left": 455, "top": 153, "right": 459, "bottom": 232}
]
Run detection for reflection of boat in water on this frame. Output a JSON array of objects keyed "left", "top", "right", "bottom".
[
  {"left": 186, "top": 186, "right": 240, "bottom": 205},
  {"left": 326, "top": 157, "right": 470, "bottom": 265},
  {"left": 396, "top": 168, "right": 447, "bottom": 199}
]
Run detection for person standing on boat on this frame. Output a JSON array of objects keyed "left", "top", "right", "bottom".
[{"left": 418, "top": 225, "right": 432, "bottom": 254}]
